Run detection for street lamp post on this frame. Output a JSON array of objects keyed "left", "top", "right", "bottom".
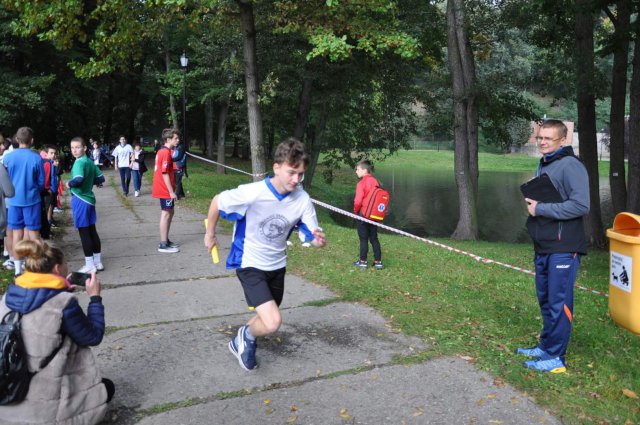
[{"left": 180, "top": 52, "right": 188, "bottom": 153}]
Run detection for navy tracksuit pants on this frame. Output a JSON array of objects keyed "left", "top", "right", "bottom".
[{"left": 534, "top": 252, "right": 581, "bottom": 362}]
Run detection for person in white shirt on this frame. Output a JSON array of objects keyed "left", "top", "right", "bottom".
[
  {"left": 204, "top": 138, "right": 326, "bottom": 371},
  {"left": 111, "top": 136, "right": 133, "bottom": 196}
]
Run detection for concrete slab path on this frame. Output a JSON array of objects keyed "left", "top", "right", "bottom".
[{"left": 56, "top": 169, "right": 559, "bottom": 425}]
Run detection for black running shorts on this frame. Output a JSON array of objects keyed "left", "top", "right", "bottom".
[{"left": 236, "top": 267, "right": 286, "bottom": 309}]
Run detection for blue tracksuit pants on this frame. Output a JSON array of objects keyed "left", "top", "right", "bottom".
[{"left": 534, "top": 252, "right": 581, "bottom": 362}]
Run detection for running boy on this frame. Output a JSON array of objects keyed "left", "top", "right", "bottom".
[
  {"left": 67, "top": 137, "right": 106, "bottom": 273},
  {"left": 204, "top": 138, "right": 326, "bottom": 371},
  {"left": 152, "top": 128, "right": 180, "bottom": 253},
  {"left": 352, "top": 159, "right": 383, "bottom": 269}
]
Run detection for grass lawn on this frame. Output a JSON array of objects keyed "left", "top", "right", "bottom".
[{"left": 179, "top": 149, "right": 639, "bottom": 424}]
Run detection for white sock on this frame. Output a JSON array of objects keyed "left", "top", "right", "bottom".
[
  {"left": 14, "top": 260, "right": 24, "bottom": 275},
  {"left": 9, "top": 256, "right": 15, "bottom": 262},
  {"left": 3, "top": 249, "right": 8, "bottom": 256},
  {"left": 93, "top": 253, "right": 102, "bottom": 264},
  {"left": 244, "top": 326, "right": 256, "bottom": 341},
  {"left": 85, "top": 256, "right": 95, "bottom": 268}
]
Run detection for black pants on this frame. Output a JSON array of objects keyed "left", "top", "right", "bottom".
[
  {"left": 356, "top": 220, "right": 381, "bottom": 262},
  {"left": 78, "top": 225, "right": 101, "bottom": 257},
  {"left": 174, "top": 169, "right": 185, "bottom": 199},
  {"left": 102, "top": 378, "right": 115, "bottom": 403}
]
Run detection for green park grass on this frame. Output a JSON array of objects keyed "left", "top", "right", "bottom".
[{"left": 180, "top": 149, "right": 638, "bottom": 425}]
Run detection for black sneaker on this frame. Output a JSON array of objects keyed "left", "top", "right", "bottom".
[
  {"left": 167, "top": 240, "right": 180, "bottom": 248},
  {"left": 353, "top": 260, "right": 368, "bottom": 269},
  {"left": 158, "top": 243, "right": 179, "bottom": 253},
  {"left": 373, "top": 261, "right": 384, "bottom": 270}
]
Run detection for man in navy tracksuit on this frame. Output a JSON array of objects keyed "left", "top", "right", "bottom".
[{"left": 519, "top": 119, "right": 589, "bottom": 373}]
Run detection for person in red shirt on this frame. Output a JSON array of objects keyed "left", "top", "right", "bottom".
[
  {"left": 152, "top": 128, "right": 180, "bottom": 253},
  {"left": 352, "top": 159, "right": 383, "bottom": 269}
]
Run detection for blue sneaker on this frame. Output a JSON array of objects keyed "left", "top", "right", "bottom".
[
  {"left": 524, "top": 357, "right": 566, "bottom": 373},
  {"left": 516, "top": 346, "right": 546, "bottom": 358},
  {"left": 228, "top": 325, "right": 257, "bottom": 371}
]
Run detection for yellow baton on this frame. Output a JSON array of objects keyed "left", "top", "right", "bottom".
[{"left": 204, "top": 219, "right": 220, "bottom": 264}]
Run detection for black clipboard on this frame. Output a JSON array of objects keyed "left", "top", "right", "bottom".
[{"left": 520, "top": 173, "right": 563, "bottom": 203}]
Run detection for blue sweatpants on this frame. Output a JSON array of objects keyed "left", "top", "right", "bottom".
[
  {"left": 534, "top": 252, "right": 581, "bottom": 362},
  {"left": 118, "top": 167, "right": 131, "bottom": 195}
]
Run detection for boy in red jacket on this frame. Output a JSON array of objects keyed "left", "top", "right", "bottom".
[{"left": 353, "top": 159, "right": 383, "bottom": 269}]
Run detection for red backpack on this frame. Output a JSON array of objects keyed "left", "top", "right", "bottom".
[{"left": 362, "top": 187, "right": 390, "bottom": 221}]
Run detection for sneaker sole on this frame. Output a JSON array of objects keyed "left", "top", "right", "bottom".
[
  {"left": 228, "top": 340, "right": 256, "bottom": 371},
  {"left": 157, "top": 249, "right": 179, "bottom": 253}
]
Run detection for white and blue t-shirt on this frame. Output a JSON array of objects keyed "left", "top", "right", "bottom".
[{"left": 218, "top": 179, "right": 319, "bottom": 270}]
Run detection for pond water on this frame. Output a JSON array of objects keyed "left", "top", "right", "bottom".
[{"left": 332, "top": 167, "right": 612, "bottom": 243}]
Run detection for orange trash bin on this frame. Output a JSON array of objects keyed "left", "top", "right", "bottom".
[{"left": 606, "top": 212, "right": 640, "bottom": 334}]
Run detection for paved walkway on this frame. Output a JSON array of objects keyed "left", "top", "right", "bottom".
[{"left": 61, "top": 169, "right": 560, "bottom": 425}]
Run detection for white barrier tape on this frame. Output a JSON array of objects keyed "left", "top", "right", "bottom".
[
  {"left": 186, "top": 151, "right": 268, "bottom": 178},
  {"left": 188, "top": 151, "right": 608, "bottom": 298}
]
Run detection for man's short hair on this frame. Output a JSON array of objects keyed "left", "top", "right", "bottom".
[
  {"left": 273, "top": 138, "right": 309, "bottom": 167},
  {"left": 540, "top": 119, "right": 568, "bottom": 139},
  {"left": 15, "top": 127, "right": 34, "bottom": 146},
  {"left": 70, "top": 136, "right": 86, "bottom": 146},
  {"left": 356, "top": 159, "right": 374, "bottom": 173},
  {"left": 162, "top": 128, "right": 180, "bottom": 142},
  {"left": 45, "top": 144, "right": 57, "bottom": 153}
]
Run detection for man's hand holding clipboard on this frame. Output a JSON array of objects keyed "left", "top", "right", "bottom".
[{"left": 520, "top": 173, "right": 563, "bottom": 217}]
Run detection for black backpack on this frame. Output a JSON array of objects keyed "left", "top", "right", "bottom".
[{"left": 0, "top": 311, "right": 31, "bottom": 405}]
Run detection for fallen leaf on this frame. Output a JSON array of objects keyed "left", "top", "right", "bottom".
[
  {"left": 275, "top": 336, "right": 282, "bottom": 344},
  {"left": 412, "top": 406, "right": 425, "bottom": 417},
  {"left": 486, "top": 394, "right": 496, "bottom": 399},
  {"left": 510, "top": 397, "right": 520, "bottom": 405},
  {"left": 263, "top": 399, "right": 271, "bottom": 405},
  {"left": 624, "top": 419, "right": 634, "bottom": 425},
  {"left": 339, "top": 408, "right": 352, "bottom": 419},
  {"left": 488, "top": 420, "right": 503, "bottom": 424},
  {"left": 291, "top": 405, "right": 298, "bottom": 412},
  {"left": 286, "top": 415, "right": 298, "bottom": 423},
  {"left": 476, "top": 399, "right": 484, "bottom": 407},
  {"left": 264, "top": 408, "right": 273, "bottom": 414},
  {"left": 623, "top": 389, "right": 639, "bottom": 399},
  {"left": 493, "top": 379, "right": 506, "bottom": 388},
  {"left": 459, "top": 355, "right": 475, "bottom": 362}
]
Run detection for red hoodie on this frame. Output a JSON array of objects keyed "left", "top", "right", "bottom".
[{"left": 353, "top": 173, "right": 379, "bottom": 215}]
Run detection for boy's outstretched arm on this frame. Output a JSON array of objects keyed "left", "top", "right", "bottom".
[{"left": 204, "top": 194, "right": 221, "bottom": 252}]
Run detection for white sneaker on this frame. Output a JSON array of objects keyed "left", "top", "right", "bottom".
[
  {"left": 95, "top": 262, "right": 105, "bottom": 272},
  {"left": 78, "top": 264, "right": 97, "bottom": 274},
  {"left": 301, "top": 242, "right": 311, "bottom": 248},
  {"left": 135, "top": 191, "right": 140, "bottom": 197}
]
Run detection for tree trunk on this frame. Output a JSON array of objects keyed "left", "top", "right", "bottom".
[
  {"left": 293, "top": 76, "right": 314, "bottom": 141},
  {"left": 447, "top": 0, "right": 478, "bottom": 240},
  {"left": 304, "top": 107, "right": 329, "bottom": 189},
  {"left": 575, "top": 0, "right": 606, "bottom": 247},
  {"left": 165, "top": 49, "right": 179, "bottom": 129},
  {"left": 101, "top": 78, "right": 114, "bottom": 146},
  {"left": 627, "top": 22, "right": 640, "bottom": 214},
  {"left": 205, "top": 98, "right": 214, "bottom": 158},
  {"left": 237, "top": 0, "right": 266, "bottom": 180},
  {"left": 217, "top": 99, "right": 229, "bottom": 174},
  {"left": 607, "top": 0, "right": 630, "bottom": 215}
]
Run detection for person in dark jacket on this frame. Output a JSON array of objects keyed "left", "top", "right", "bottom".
[
  {"left": 517, "top": 119, "right": 590, "bottom": 373},
  {"left": 172, "top": 140, "right": 186, "bottom": 199},
  {"left": 0, "top": 239, "right": 113, "bottom": 424}
]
